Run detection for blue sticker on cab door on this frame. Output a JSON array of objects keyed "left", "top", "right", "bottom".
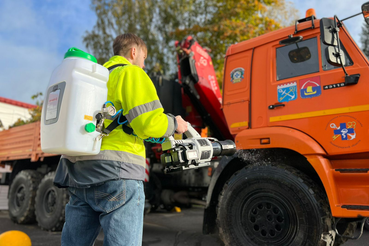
[{"left": 277, "top": 82, "right": 297, "bottom": 102}]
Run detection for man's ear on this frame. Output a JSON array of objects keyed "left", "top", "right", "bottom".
[{"left": 130, "top": 46, "right": 136, "bottom": 59}]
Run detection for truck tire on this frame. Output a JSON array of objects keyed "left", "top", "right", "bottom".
[
  {"left": 216, "top": 164, "right": 332, "bottom": 246},
  {"left": 8, "top": 170, "right": 43, "bottom": 224},
  {"left": 365, "top": 218, "right": 369, "bottom": 231},
  {"left": 35, "top": 172, "right": 68, "bottom": 231}
]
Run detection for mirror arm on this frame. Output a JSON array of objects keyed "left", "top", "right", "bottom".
[
  {"left": 340, "top": 12, "right": 362, "bottom": 22},
  {"left": 337, "top": 53, "right": 349, "bottom": 77},
  {"left": 333, "top": 15, "right": 349, "bottom": 77}
]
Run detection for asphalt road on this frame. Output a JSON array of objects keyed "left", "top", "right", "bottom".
[
  {"left": 0, "top": 207, "right": 222, "bottom": 246},
  {"left": 0, "top": 207, "right": 368, "bottom": 246}
]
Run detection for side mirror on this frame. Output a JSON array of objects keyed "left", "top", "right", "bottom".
[
  {"left": 320, "top": 18, "right": 338, "bottom": 46},
  {"left": 362, "top": 2, "right": 369, "bottom": 25},
  {"left": 327, "top": 46, "right": 346, "bottom": 66}
]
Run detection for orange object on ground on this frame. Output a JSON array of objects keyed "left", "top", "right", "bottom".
[{"left": 0, "top": 230, "right": 31, "bottom": 246}]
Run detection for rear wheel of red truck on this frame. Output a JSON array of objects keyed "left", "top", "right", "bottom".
[
  {"left": 35, "top": 171, "right": 69, "bottom": 231},
  {"left": 8, "top": 170, "right": 43, "bottom": 224},
  {"left": 216, "top": 163, "right": 333, "bottom": 246}
]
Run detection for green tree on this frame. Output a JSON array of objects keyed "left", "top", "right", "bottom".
[
  {"left": 83, "top": 0, "right": 298, "bottom": 77},
  {"left": 360, "top": 22, "right": 369, "bottom": 57},
  {"left": 173, "top": 0, "right": 298, "bottom": 83},
  {"left": 83, "top": 0, "right": 171, "bottom": 73},
  {"left": 10, "top": 93, "right": 43, "bottom": 128}
]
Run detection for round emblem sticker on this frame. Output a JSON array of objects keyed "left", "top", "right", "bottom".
[
  {"left": 325, "top": 115, "right": 362, "bottom": 149},
  {"left": 230, "top": 68, "right": 244, "bottom": 83}
]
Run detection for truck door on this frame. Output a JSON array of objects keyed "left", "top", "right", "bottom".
[
  {"left": 223, "top": 49, "right": 253, "bottom": 135},
  {"left": 267, "top": 29, "right": 369, "bottom": 156}
]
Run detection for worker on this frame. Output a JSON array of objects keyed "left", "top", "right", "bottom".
[{"left": 53, "top": 33, "right": 188, "bottom": 246}]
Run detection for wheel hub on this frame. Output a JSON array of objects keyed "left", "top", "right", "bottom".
[
  {"left": 242, "top": 194, "right": 296, "bottom": 245},
  {"left": 15, "top": 185, "right": 26, "bottom": 210},
  {"left": 43, "top": 188, "right": 57, "bottom": 215}
]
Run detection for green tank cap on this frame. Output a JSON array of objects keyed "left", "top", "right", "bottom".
[
  {"left": 64, "top": 47, "right": 97, "bottom": 63},
  {"left": 85, "top": 123, "right": 96, "bottom": 133}
]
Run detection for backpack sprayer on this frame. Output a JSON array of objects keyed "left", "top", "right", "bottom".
[
  {"left": 160, "top": 123, "right": 236, "bottom": 173},
  {"left": 41, "top": 48, "right": 166, "bottom": 156}
]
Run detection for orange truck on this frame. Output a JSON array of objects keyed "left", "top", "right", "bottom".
[
  {"left": 194, "top": 4, "right": 369, "bottom": 246},
  {"left": 1, "top": 3, "right": 369, "bottom": 245}
]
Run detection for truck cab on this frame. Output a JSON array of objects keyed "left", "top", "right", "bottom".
[
  {"left": 224, "top": 15, "right": 369, "bottom": 215},
  {"left": 204, "top": 4, "right": 369, "bottom": 246}
]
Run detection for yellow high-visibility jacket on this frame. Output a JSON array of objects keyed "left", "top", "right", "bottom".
[
  {"left": 100, "top": 55, "right": 176, "bottom": 167},
  {"left": 54, "top": 55, "right": 175, "bottom": 187}
]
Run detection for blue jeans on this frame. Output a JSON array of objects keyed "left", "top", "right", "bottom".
[{"left": 61, "top": 179, "right": 145, "bottom": 246}]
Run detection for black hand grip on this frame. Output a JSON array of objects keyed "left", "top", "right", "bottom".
[{"left": 269, "top": 104, "right": 285, "bottom": 109}]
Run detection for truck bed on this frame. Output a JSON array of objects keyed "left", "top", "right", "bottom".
[{"left": 0, "top": 122, "right": 56, "bottom": 163}]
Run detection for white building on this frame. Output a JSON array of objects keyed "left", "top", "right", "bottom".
[{"left": 0, "top": 97, "right": 36, "bottom": 131}]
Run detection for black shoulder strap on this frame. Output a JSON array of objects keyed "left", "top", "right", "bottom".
[
  {"left": 107, "top": 64, "right": 127, "bottom": 72},
  {"left": 102, "top": 65, "right": 133, "bottom": 135},
  {"left": 102, "top": 113, "right": 122, "bottom": 135},
  {"left": 102, "top": 111, "right": 133, "bottom": 135}
]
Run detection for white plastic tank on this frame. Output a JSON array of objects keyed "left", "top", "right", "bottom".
[{"left": 41, "top": 47, "right": 109, "bottom": 156}]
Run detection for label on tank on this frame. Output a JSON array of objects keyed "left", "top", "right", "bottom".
[
  {"left": 46, "top": 89, "right": 60, "bottom": 120},
  {"left": 44, "top": 81, "right": 65, "bottom": 125}
]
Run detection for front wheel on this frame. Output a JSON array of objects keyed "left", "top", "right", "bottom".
[
  {"left": 35, "top": 172, "right": 68, "bottom": 231},
  {"left": 216, "top": 164, "right": 332, "bottom": 246}
]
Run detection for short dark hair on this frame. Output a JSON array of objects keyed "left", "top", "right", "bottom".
[{"left": 113, "top": 33, "right": 147, "bottom": 57}]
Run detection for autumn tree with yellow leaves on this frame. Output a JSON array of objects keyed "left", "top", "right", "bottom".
[{"left": 172, "top": 0, "right": 298, "bottom": 82}]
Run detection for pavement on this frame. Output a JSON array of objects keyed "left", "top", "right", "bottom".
[
  {"left": 0, "top": 184, "right": 221, "bottom": 246},
  {"left": 0, "top": 208, "right": 222, "bottom": 246},
  {"left": 0, "top": 184, "right": 368, "bottom": 246},
  {"left": 1, "top": 208, "right": 369, "bottom": 246}
]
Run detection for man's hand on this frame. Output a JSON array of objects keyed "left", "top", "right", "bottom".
[{"left": 175, "top": 116, "right": 188, "bottom": 134}]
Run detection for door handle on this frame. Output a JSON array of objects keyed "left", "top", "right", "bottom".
[{"left": 269, "top": 104, "right": 285, "bottom": 109}]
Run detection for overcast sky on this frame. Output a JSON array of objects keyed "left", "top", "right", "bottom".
[{"left": 0, "top": 0, "right": 367, "bottom": 104}]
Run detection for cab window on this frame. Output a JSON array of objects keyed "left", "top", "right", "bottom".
[
  {"left": 321, "top": 39, "right": 353, "bottom": 70},
  {"left": 276, "top": 37, "right": 319, "bottom": 80}
]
